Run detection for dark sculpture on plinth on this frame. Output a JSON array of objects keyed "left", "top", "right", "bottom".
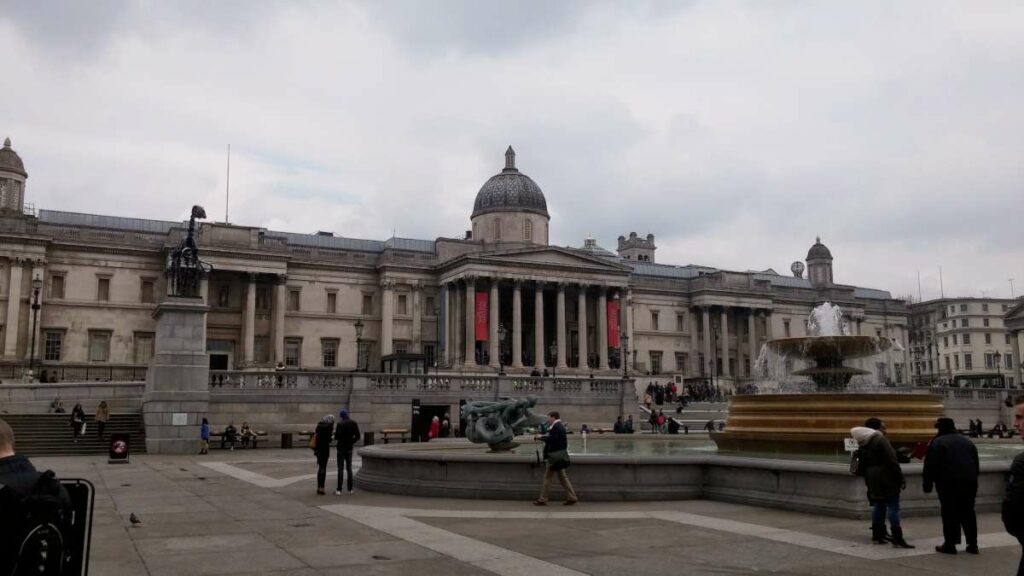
[
  {"left": 461, "top": 396, "right": 546, "bottom": 451},
  {"left": 167, "top": 205, "right": 212, "bottom": 298}
]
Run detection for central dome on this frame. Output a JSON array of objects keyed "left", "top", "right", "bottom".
[{"left": 471, "top": 147, "right": 549, "bottom": 219}]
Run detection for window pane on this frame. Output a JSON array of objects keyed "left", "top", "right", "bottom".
[
  {"left": 327, "top": 292, "right": 337, "bottom": 314},
  {"left": 50, "top": 275, "right": 65, "bottom": 299},
  {"left": 141, "top": 281, "right": 155, "bottom": 304},
  {"left": 362, "top": 294, "right": 373, "bottom": 315},
  {"left": 98, "top": 278, "right": 110, "bottom": 301},
  {"left": 285, "top": 339, "right": 301, "bottom": 366},
  {"left": 288, "top": 290, "right": 300, "bottom": 311},
  {"left": 89, "top": 333, "right": 110, "bottom": 362},
  {"left": 44, "top": 332, "right": 63, "bottom": 361},
  {"left": 134, "top": 334, "right": 154, "bottom": 364},
  {"left": 321, "top": 339, "right": 338, "bottom": 367}
]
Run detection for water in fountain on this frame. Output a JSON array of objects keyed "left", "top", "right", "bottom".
[{"left": 753, "top": 301, "right": 892, "bottom": 392}]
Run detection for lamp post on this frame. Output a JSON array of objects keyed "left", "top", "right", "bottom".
[
  {"left": 353, "top": 318, "right": 364, "bottom": 371},
  {"left": 497, "top": 323, "right": 508, "bottom": 375},
  {"left": 549, "top": 342, "right": 557, "bottom": 379},
  {"left": 621, "top": 331, "right": 629, "bottom": 380},
  {"left": 29, "top": 273, "right": 42, "bottom": 379}
]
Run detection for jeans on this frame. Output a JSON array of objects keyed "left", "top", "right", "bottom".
[
  {"left": 337, "top": 449, "right": 354, "bottom": 491},
  {"left": 1017, "top": 536, "right": 1024, "bottom": 576},
  {"left": 872, "top": 496, "right": 901, "bottom": 528},
  {"left": 316, "top": 456, "right": 329, "bottom": 489}
]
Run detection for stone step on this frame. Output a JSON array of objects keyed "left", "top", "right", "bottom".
[{"left": 2, "top": 413, "right": 147, "bottom": 456}]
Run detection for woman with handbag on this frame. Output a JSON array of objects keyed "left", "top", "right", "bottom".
[
  {"left": 313, "top": 415, "right": 335, "bottom": 495},
  {"left": 70, "top": 403, "right": 86, "bottom": 443},
  {"left": 534, "top": 411, "right": 578, "bottom": 506}
]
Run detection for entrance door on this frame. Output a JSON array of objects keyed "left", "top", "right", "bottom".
[
  {"left": 414, "top": 404, "right": 450, "bottom": 441},
  {"left": 209, "top": 354, "right": 229, "bottom": 370}
]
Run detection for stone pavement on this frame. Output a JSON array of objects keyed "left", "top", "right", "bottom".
[{"left": 27, "top": 449, "right": 1024, "bottom": 575}]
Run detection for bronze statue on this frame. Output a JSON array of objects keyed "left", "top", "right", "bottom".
[
  {"left": 167, "top": 205, "right": 212, "bottom": 298},
  {"left": 461, "top": 396, "right": 546, "bottom": 451}
]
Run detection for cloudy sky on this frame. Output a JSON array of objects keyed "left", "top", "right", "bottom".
[{"left": 2, "top": 1, "right": 1022, "bottom": 301}]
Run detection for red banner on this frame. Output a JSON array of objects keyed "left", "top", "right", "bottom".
[
  {"left": 607, "top": 300, "right": 620, "bottom": 347},
  {"left": 475, "top": 292, "right": 489, "bottom": 341}
]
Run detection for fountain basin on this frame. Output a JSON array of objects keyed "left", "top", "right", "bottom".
[{"left": 711, "top": 393, "right": 944, "bottom": 453}]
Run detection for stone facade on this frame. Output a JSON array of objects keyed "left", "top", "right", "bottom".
[
  {"left": 909, "top": 297, "right": 1020, "bottom": 387},
  {"left": 0, "top": 141, "right": 910, "bottom": 388}
]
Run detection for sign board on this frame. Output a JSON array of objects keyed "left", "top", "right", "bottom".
[
  {"left": 475, "top": 292, "right": 489, "bottom": 341},
  {"left": 108, "top": 433, "right": 130, "bottom": 464},
  {"left": 171, "top": 413, "right": 188, "bottom": 426},
  {"left": 844, "top": 438, "right": 859, "bottom": 452}
]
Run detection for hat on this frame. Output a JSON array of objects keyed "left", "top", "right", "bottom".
[
  {"left": 864, "top": 417, "right": 883, "bottom": 430},
  {"left": 339, "top": 409, "right": 349, "bottom": 419},
  {"left": 935, "top": 417, "right": 956, "bottom": 432}
]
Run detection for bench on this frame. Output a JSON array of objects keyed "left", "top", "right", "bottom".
[
  {"left": 214, "top": 429, "right": 267, "bottom": 449},
  {"left": 380, "top": 429, "right": 410, "bottom": 444}
]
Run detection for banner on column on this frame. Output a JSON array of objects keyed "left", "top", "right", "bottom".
[
  {"left": 475, "top": 292, "right": 489, "bottom": 341},
  {"left": 608, "top": 300, "right": 620, "bottom": 347}
]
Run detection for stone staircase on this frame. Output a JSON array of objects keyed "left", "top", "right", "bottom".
[
  {"left": 638, "top": 401, "right": 729, "bottom": 432},
  {"left": 1, "top": 413, "right": 147, "bottom": 457}
]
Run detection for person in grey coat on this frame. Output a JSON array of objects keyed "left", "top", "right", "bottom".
[
  {"left": 923, "top": 417, "right": 980, "bottom": 555},
  {"left": 851, "top": 417, "right": 914, "bottom": 548}
]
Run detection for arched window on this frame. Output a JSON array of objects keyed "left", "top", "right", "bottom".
[
  {"left": 493, "top": 217, "right": 501, "bottom": 241},
  {"left": 524, "top": 219, "right": 532, "bottom": 241}
]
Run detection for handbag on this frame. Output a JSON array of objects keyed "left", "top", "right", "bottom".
[
  {"left": 308, "top": 434, "right": 317, "bottom": 450},
  {"left": 849, "top": 449, "right": 862, "bottom": 476},
  {"left": 547, "top": 449, "right": 571, "bottom": 471}
]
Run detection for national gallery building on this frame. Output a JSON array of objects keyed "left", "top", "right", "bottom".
[{"left": 0, "top": 139, "right": 910, "bottom": 387}]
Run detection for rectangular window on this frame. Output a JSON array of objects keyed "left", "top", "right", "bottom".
[
  {"left": 676, "top": 314, "right": 685, "bottom": 332},
  {"left": 954, "top": 355, "right": 960, "bottom": 370},
  {"left": 698, "top": 353, "right": 706, "bottom": 375},
  {"left": 1008, "top": 334, "right": 1014, "bottom": 345},
  {"left": 97, "top": 277, "right": 110, "bottom": 302},
  {"left": 961, "top": 318, "right": 968, "bottom": 328},
  {"left": 43, "top": 331, "right": 63, "bottom": 361},
  {"left": 254, "top": 336, "right": 269, "bottom": 363},
  {"left": 964, "top": 354, "right": 973, "bottom": 370},
  {"left": 650, "top": 311, "right": 659, "bottom": 331},
  {"left": 425, "top": 296, "right": 435, "bottom": 315},
  {"left": 321, "top": 339, "right": 339, "bottom": 367},
  {"left": 983, "top": 318, "right": 990, "bottom": 327},
  {"left": 217, "top": 285, "right": 230, "bottom": 308},
  {"left": 784, "top": 320, "right": 791, "bottom": 337},
  {"left": 985, "top": 353, "right": 995, "bottom": 369},
  {"left": 649, "top": 351, "right": 663, "bottom": 374},
  {"left": 982, "top": 303, "right": 989, "bottom": 312},
  {"left": 944, "top": 336, "right": 949, "bottom": 348},
  {"left": 395, "top": 341, "right": 409, "bottom": 355},
  {"left": 133, "top": 332, "right": 154, "bottom": 364},
  {"left": 945, "top": 356, "right": 950, "bottom": 370},
  {"left": 675, "top": 352, "right": 687, "bottom": 373},
  {"left": 397, "top": 294, "right": 408, "bottom": 315},
  {"left": 88, "top": 331, "right": 111, "bottom": 362},
  {"left": 985, "top": 333, "right": 991, "bottom": 344},
  {"left": 953, "top": 334, "right": 958, "bottom": 345},
  {"left": 140, "top": 279, "right": 155, "bottom": 304},
  {"left": 285, "top": 338, "right": 302, "bottom": 367},
  {"left": 361, "top": 294, "right": 373, "bottom": 315},
  {"left": 424, "top": 343, "right": 436, "bottom": 367},
  {"left": 744, "top": 356, "right": 751, "bottom": 377},
  {"left": 49, "top": 274, "right": 65, "bottom": 299},
  {"left": 962, "top": 333, "right": 971, "bottom": 345},
  {"left": 287, "top": 289, "right": 301, "bottom": 311},
  {"left": 326, "top": 291, "right": 337, "bottom": 314},
  {"left": 256, "top": 287, "right": 270, "bottom": 311},
  {"left": 960, "top": 304, "right": 968, "bottom": 312},
  {"left": 1007, "top": 354, "right": 1014, "bottom": 369}
]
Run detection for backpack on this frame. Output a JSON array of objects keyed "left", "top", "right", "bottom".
[{"left": 0, "top": 470, "right": 72, "bottom": 576}]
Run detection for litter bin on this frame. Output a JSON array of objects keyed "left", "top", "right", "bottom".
[
  {"left": 281, "top": 432, "right": 293, "bottom": 449},
  {"left": 363, "top": 431, "right": 374, "bottom": 446}
]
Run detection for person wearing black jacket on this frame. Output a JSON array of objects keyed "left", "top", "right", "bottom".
[
  {"left": 534, "top": 411, "right": 578, "bottom": 506},
  {"left": 333, "top": 410, "right": 360, "bottom": 495},
  {"left": 1004, "top": 396, "right": 1024, "bottom": 575},
  {"left": 923, "top": 417, "right": 980, "bottom": 555},
  {"left": 313, "top": 415, "right": 335, "bottom": 495}
]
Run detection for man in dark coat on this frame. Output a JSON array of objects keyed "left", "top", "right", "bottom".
[
  {"left": 1004, "top": 396, "right": 1024, "bottom": 575},
  {"left": 923, "top": 416, "right": 980, "bottom": 554},
  {"left": 534, "top": 411, "right": 577, "bottom": 506},
  {"left": 313, "top": 415, "right": 335, "bottom": 495},
  {"left": 333, "top": 410, "right": 361, "bottom": 495}
]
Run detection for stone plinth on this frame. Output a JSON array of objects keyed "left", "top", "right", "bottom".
[{"left": 143, "top": 297, "right": 209, "bottom": 454}]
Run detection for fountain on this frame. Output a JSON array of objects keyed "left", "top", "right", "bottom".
[{"left": 711, "top": 302, "right": 944, "bottom": 453}]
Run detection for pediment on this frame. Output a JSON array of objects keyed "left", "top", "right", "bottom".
[{"left": 475, "top": 247, "right": 629, "bottom": 272}]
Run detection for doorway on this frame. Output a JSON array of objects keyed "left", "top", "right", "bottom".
[{"left": 413, "top": 404, "right": 451, "bottom": 441}]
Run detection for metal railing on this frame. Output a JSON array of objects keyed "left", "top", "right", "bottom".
[{"left": 0, "top": 364, "right": 147, "bottom": 383}]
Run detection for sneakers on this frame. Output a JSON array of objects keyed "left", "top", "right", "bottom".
[
  {"left": 334, "top": 490, "right": 341, "bottom": 496},
  {"left": 348, "top": 489, "right": 354, "bottom": 494}
]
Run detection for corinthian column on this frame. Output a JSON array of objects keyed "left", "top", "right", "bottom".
[
  {"left": 577, "top": 285, "right": 588, "bottom": 369},
  {"left": 748, "top": 310, "right": 757, "bottom": 378},
  {"left": 597, "top": 288, "right": 609, "bottom": 370},
  {"left": 381, "top": 280, "right": 395, "bottom": 356},
  {"left": 556, "top": 283, "right": 567, "bottom": 368},
  {"left": 465, "top": 277, "right": 476, "bottom": 366},
  {"left": 512, "top": 280, "right": 523, "bottom": 368},
  {"left": 534, "top": 283, "right": 544, "bottom": 369},
  {"left": 4, "top": 258, "right": 22, "bottom": 358},
  {"left": 721, "top": 307, "right": 731, "bottom": 377},
  {"left": 488, "top": 279, "right": 499, "bottom": 368},
  {"left": 243, "top": 273, "right": 256, "bottom": 366},
  {"left": 702, "top": 307, "right": 712, "bottom": 376}
]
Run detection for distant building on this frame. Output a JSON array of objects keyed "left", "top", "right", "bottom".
[
  {"left": 0, "top": 138, "right": 910, "bottom": 387},
  {"left": 909, "top": 297, "right": 1020, "bottom": 387}
]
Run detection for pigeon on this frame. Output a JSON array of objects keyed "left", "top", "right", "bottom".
[{"left": 129, "top": 513, "right": 141, "bottom": 526}]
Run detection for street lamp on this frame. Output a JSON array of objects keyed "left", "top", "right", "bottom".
[
  {"left": 497, "top": 323, "right": 508, "bottom": 375},
  {"left": 353, "top": 318, "right": 364, "bottom": 371},
  {"left": 621, "top": 330, "right": 630, "bottom": 380},
  {"left": 29, "top": 273, "right": 42, "bottom": 380},
  {"left": 549, "top": 342, "right": 557, "bottom": 378}
]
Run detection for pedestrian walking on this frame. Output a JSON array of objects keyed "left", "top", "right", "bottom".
[
  {"left": 533, "top": 411, "right": 578, "bottom": 506},
  {"left": 923, "top": 416, "right": 980, "bottom": 555},
  {"left": 199, "top": 418, "right": 210, "bottom": 455},
  {"left": 313, "top": 415, "right": 334, "bottom": 495},
  {"left": 851, "top": 417, "right": 914, "bottom": 548},
  {"left": 428, "top": 416, "right": 440, "bottom": 441},
  {"left": 95, "top": 400, "right": 110, "bottom": 438},
  {"left": 1003, "top": 395, "right": 1024, "bottom": 575},
  {"left": 333, "top": 410, "right": 360, "bottom": 495},
  {"left": 70, "top": 403, "right": 85, "bottom": 443}
]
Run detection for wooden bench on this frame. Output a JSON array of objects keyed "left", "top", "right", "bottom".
[
  {"left": 214, "top": 429, "right": 267, "bottom": 449},
  {"left": 380, "top": 429, "right": 410, "bottom": 444}
]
